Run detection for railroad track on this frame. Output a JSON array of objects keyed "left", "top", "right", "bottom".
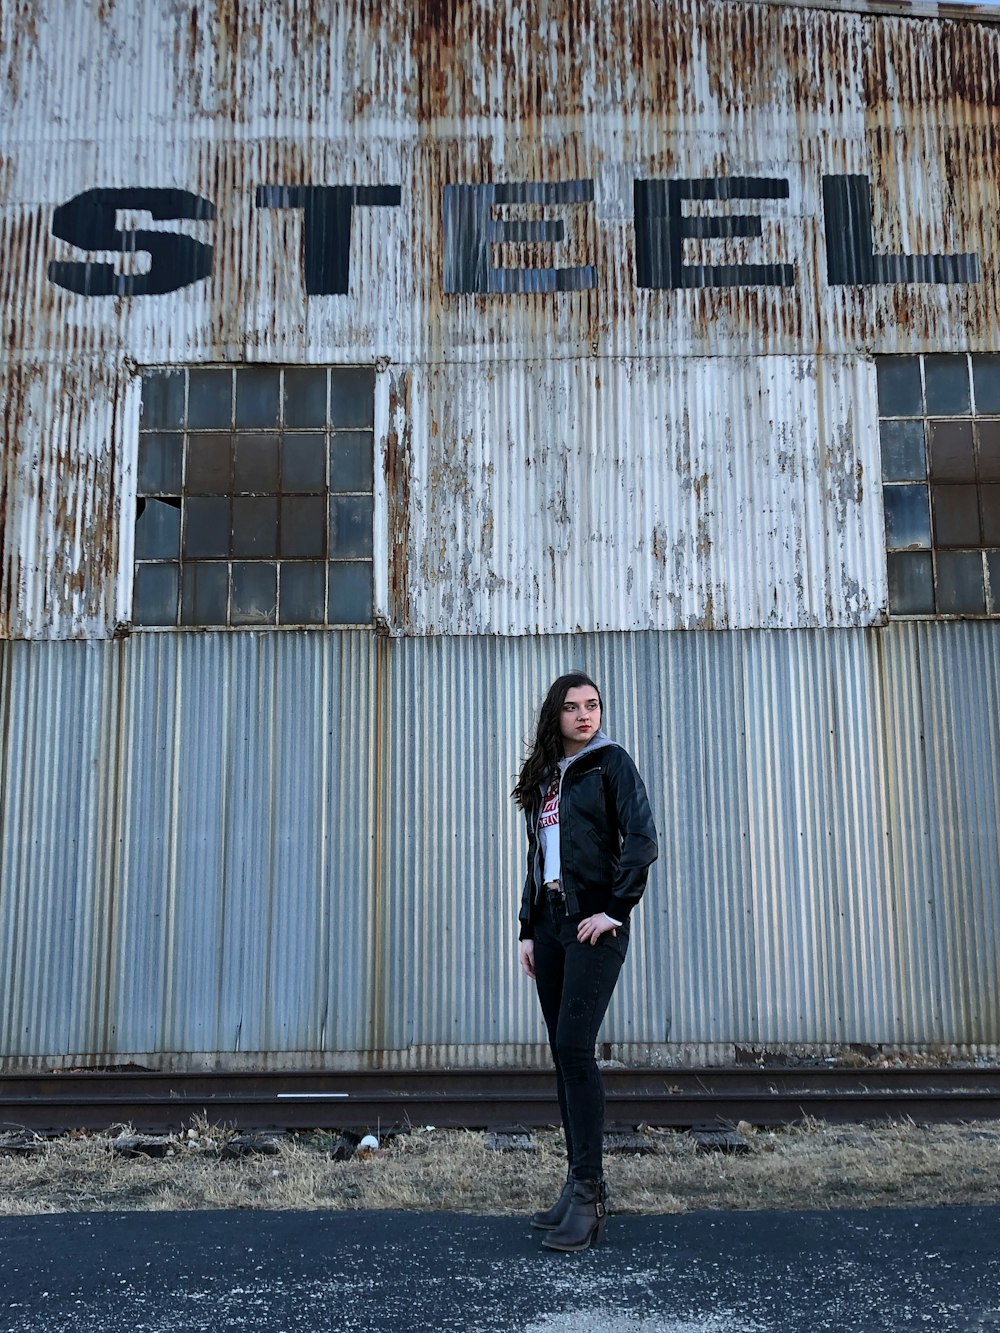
[{"left": 3, "top": 1066, "right": 1000, "bottom": 1134}]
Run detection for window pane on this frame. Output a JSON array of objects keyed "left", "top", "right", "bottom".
[
  {"left": 141, "top": 371, "right": 185, "bottom": 429},
  {"left": 887, "top": 552, "right": 934, "bottom": 615},
  {"left": 282, "top": 434, "right": 327, "bottom": 492},
  {"left": 329, "top": 431, "right": 374, "bottom": 492},
  {"left": 328, "top": 561, "right": 372, "bottom": 623},
  {"left": 981, "top": 485, "right": 1000, "bottom": 546},
  {"left": 876, "top": 357, "right": 922, "bottom": 416},
  {"left": 880, "top": 420, "right": 926, "bottom": 481},
  {"left": 973, "top": 355, "right": 1000, "bottom": 414},
  {"left": 187, "top": 434, "right": 232, "bottom": 493},
  {"left": 936, "top": 551, "right": 985, "bottom": 614},
  {"left": 232, "top": 496, "right": 278, "bottom": 557},
  {"left": 978, "top": 421, "right": 1000, "bottom": 482},
  {"left": 924, "top": 355, "right": 970, "bottom": 416},
  {"left": 231, "top": 562, "right": 277, "bottom": 625},
  {"left": 883, "top": 485, "right": 930, "bottom": 550},
  {"left": 284, "top": 368, "right": 327, "bottom": 427},
  {"left": 279, "top": 563, "right": 325, "bottom": 624},
  {"left": 133, "top": 563, "right": 179, "bottom": 626},
  {"left": 135, "top": 497, "right": 181, "bottom": 559},
  {"left": 188, "top": 369, "right": 233, "bottom": 428},
  {"left": 235, "top": 367, "right": 280, "bottom": 427},
  {"left": 329, "top": 494, "right": 373, "bottom": 557},
  {"left": 929, "top": 419, "right": 975, "bottom": 480},
  {"left": 932, "top": 484, "right": 981, "bottom": 548},
  {"left": 181, "top": 562, "right": 229, "bottom": 625},
  {"left": 279, "top": 496, "right": 325, "bottom": 557},
  {"left": 234, "top": 433, "right": 279, "bottom": 492},
  {"left": 184, "top": 497, "right": 230, "bottom": 557},
  {"left": 330, "top": 368, "right": 375, "bottom": 428},
  {"left": 987, "top": 550, "right": 1000, "bottom": 614},
  {"left": 138, "top": 432, "right": 184, "bottom": 494}
]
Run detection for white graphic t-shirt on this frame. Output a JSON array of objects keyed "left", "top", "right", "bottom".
[{"left": 538, "top": 771, "right": 561, "bottom": 883}]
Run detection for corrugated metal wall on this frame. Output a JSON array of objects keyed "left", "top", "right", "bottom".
[
  {"left": 3, "top": 0, "right": 1000, "bottom": 635},
  {"left": 2, "top": 622, "right": 998, "bottom": 1067},
  {"left": 1, "top": 0, "right": 999, "bottom": 1064}
]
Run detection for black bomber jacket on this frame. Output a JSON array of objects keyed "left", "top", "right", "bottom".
[{"left": 518, "top": 734, "right": 658, "bottom": 941}]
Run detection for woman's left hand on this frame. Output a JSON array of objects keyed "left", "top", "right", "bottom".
[{"left": 577, "top": 912, "right": 618, "bottom": 945}]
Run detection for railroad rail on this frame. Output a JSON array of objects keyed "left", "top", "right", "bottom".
[{"left": 3, "top": 1067, "right": 1000, "bottom": 1134}]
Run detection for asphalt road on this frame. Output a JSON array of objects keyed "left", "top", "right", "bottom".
[{"left": 1, "top": 1206, "right": 998, "bottom": 1333}]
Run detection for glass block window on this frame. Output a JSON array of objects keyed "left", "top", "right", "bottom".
[
  {"left": 877, "top": 354, "right": 1000, "bottom": 617},
  {"left": 133, "top": 366, "right": 374, "bottom": 627}
]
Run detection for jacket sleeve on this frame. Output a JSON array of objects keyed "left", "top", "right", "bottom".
[
  {"left": 603, "top": 749, "right": 658, "bottom": 925},
  {"left": 518, "top": 808, "right": 538, "bottom": 941}
]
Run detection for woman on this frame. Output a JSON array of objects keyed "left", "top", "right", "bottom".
[{"left": 513, "top": 671, "right": 658, "bottom": 1252}]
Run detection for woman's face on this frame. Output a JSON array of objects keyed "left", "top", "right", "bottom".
[{"left": 559, "top": 684, "right": 602, "bottom": 756}]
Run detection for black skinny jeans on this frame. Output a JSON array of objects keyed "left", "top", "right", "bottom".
[{"left": 532, "top": 891, "right": 629, "bottom": 1181}]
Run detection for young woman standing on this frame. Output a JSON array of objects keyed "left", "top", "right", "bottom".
[{"left": 513, "top": 671, "right": 658, "bottom": 1252}]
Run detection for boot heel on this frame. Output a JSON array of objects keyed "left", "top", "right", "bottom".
[{"left": 541, "top": 1179, "right": 608, "bottom": 1252}]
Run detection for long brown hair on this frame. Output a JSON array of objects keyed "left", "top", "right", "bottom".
[{"left": 511, "top": 672, "right": 603, "bottom": 810}]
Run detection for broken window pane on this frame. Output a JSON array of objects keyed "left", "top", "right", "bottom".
[
  {"left": 279, "top": 563, "right": 325, "bottom": 624},
  {"left": 876, "top": 358, "right": 922, "bottom": 416},
  {"left": 883, "top": 485, "right": 930, "bottom": 550},
  {"left": 188, "top": 369, "right": 233, "bottom": 429},
  {"left": 987, "top": 550, "right": 1000, "bottom": 614},
  {"left": 330, "top": 368, "right": 376, "bottom": 429},
  {"left": 232, "top": 496, "right": 278, "bottom": 558},
  {"left": 887, "top": 552, "right": 934, "bottom": 615},
  {"left": 187, "top": 434, "right": 232, "bottom": 493},
  {"left": 929, "top": 420, "right": 975, "bottom": 480},
  {"left": 282, "top": 434, "right": 327, "bottom": 492},
  {"left": 880, "top": 420, "right": 926, "bottom": 482},
  {"left": 133, "top": 563, "right": 179, "bottom": 626},
  {"left": 138, "top": 433, "right": 184, "bottom": 494},
  {"left": 328, "top": 561, "right": 373, "bottom": 623},
  {"left": 924, "top": 355, "right": 970, "bottom": 416},
  {"left": 234, "top": 433, "right": 279, "bottom": 492},
  {"left": 231, "top": 562, "right": 277, "bottom": 625},
  {"left": 932, "top": 484, "right": 980, "bottom": 548},
  {"left": 329, "top": 432, "right": 374, "bottom": 492},
  {"left": 135, "top": 497, "right": 181, "bottom": 559},
  {"left": 141, "top": 371, "right": 185, "bottom": 429},
  {"left": 936, "top": 551, "right": 985, "bottom": 614},
  {"left": 235, "top": 367, "right": 280, "bottom": 428},
  {"left": 181, "top": 561, "right": 229, "bottom": 625},
  {"left": 279, "top": 497, "right": 325, "bottom": 558},
  {"left": 284, "top": 368, "right": 328, "bottom": 427},
  {"left": 184, "top": 497, "right": 231, "bottom": 558}
]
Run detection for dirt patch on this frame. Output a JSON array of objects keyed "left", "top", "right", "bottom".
[{"left": 2, "top": 1118, "right": 999, "bottom": 1217}]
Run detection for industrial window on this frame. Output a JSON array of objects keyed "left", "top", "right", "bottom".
[
  {"left": 132, "top": 366, "right": 374, "bottom": 627},
  {"left": 877, "top": 354, "right": 1000, "bottom": 617}
]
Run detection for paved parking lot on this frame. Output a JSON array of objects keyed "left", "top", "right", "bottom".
[{"left": 1, "top": 1205, "right": 999, "bottom": 1332}]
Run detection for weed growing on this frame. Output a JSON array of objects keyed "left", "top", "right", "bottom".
[{"left": 1, "top": 1118, "right": 999, "bottom": 1217}]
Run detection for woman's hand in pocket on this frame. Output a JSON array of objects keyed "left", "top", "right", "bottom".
[{"left": 577, "top": 913, "right": 618, "bottom": 945}]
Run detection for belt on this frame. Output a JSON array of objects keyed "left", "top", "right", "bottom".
[{"left": 544, "top": 880, "right": 564, "bottom": 900}]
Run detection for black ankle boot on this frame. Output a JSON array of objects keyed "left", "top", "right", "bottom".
[
  {"left": 540, "top": 1177, "right": 607, "bottom": 1252},
  {"left": 530, "top": 1177, "right": 573, "bottom": 1230}
]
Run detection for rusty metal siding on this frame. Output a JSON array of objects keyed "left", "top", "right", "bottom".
[
  {"left": 1, "top": 621, "right": 999, "bottom": 1066},
  {"left": 395, "top": 354, "right": 883, "bottom": 634},
  {"left": 2, "top": 1, "right": 1000, "bottom": 636}
]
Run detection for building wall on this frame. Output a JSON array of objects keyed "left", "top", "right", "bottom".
[
  {"left": 2, "top": 0, "right": 1000, "bottom": 636},
  {"left": 1, "top": 623, "right": 998, "bottom": 1067},
  {"left": 1, "top": 0, "right": 999, "bottom": 1064}
]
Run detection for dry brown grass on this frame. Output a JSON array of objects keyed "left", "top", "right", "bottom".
[{"left": 2, "top": 1118, "right": 999, "bottom": 1217}]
